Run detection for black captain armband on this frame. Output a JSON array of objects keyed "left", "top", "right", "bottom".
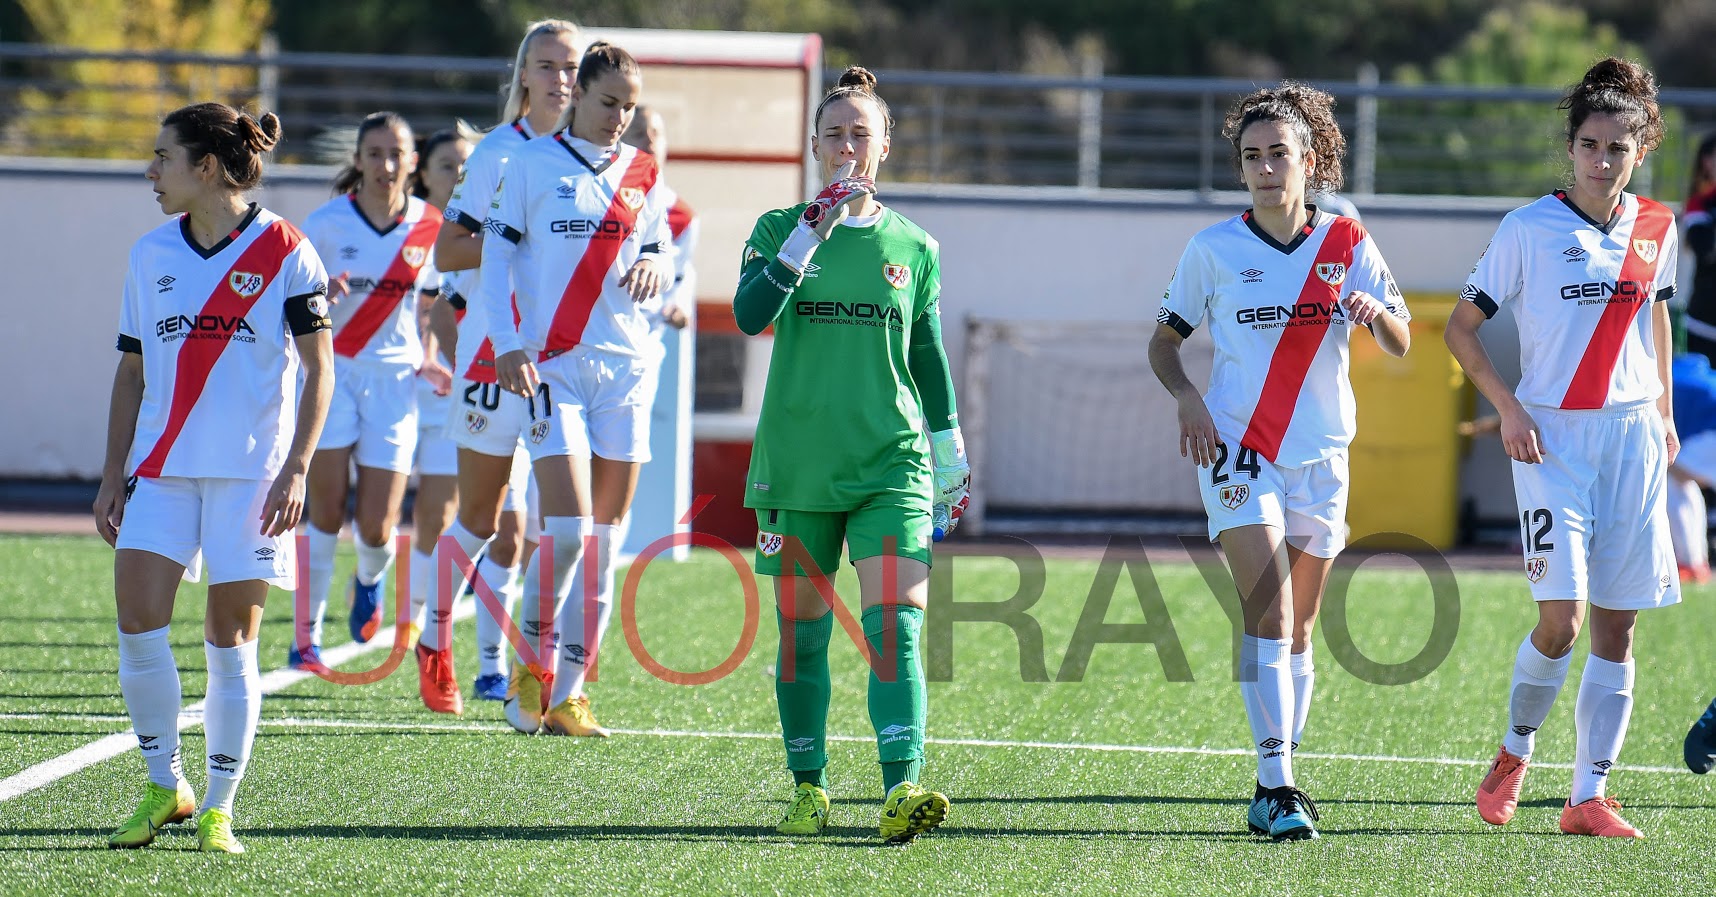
[
  {"left": 445, "top": 292, "right": 467, "bottom": 312},
  {"left": 285, "top": 289, "right": 333, "bottom": 336},
  {"left": 484, "top": 218, "right": 522, "bottom": 244},
  {"left": 1657, "top": 285, "right": 1676, "bottom": 303},
  {"left": 1157, "top": 307, "right": 1194, "bottom": 339},
  {"left": 117, "top": 334, "right": 142, "bottom": 354},
  {"left": 1460, "top": 283, "right": 1499, "bottom": 319},
  {"left": 445, "top": 207, "right": 482, "bottom": 233}
]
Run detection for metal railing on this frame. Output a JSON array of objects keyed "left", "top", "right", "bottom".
[{"left": 5, "top": 42, "right": 1716, "bottom": 198}]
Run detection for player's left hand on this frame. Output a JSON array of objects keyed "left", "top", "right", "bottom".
[
  {"left": 660, "top": 303, "right": 689, "bottom": 329},
  {"left": 930, "top": 429, "right": 970, "bottom": 541},
  {"left": 259, "top": 468, "right": 306, "bottom": 537},
  {"left": 328, "top": 272, "right": 352, "bottom": 305},
  {"left": 1341, "top": 289, "right": 1388, "bottom": 327},
  {"left": 621, "top": 258, "right": 668, "bottom": 303},
  {"left": 1665, "top": 416, "right": 1681, "bottom": 467},
  {"left": 419, "top": 358, "right": 453, "bottom": 396}
]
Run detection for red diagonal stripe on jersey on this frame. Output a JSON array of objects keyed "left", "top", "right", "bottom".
[
  {"left": 462, "top": 294, "right": 522, "bottom": 385},
  {"left": 134, "top": 221, "right": 302, "bottom": 478},
  {"left": 1239, "top": 218, "right": 1363, "bottom": 463},
  {"left": 332, "top": 212, "right": 441, "bottom": 358},
  {"left": 539, "top": 156, "right": 657, "bottom": 361},
  {"left": 668, "top": 198, "right": 694, "bottom": 239},
  {"left": 1559, "top": 200, "right": 1675, "bottom": 410}
]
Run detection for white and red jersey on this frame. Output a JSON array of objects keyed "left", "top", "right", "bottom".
[
  {"left": 1158, "top": 208, "right": 1409, "bottom": 467},
  {"left": 650, "top": 188, "right": 699, "bottom": 326},
  {"left": 301, "top": 193, "right": 439, "bottom": 368},
  {"left": 1463, "top": 191, "right": 1678, "bottom": 412},
  {"left": 442, "top": 119, "right": 535, "bottom": 378},
  {"left": 118, "top": 206, "right": 330, "bottom": 480},
  {"left": 477, "top": 133, "right": 672, "bottom": 363}
]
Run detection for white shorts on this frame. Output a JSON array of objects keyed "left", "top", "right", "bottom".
[
  {"left": 524, "top": 346, "right": 659, "bottom": 463},
  {"left": 319, "top": 359, "right": 418, "bottom": 473},
  {"left": 1512, "top": 404, "right": 1679, "bottom": 610},
  {"left": 415, "top": 379, "right": 458, "bottom": 477},
  {"left": 1198, "top": 441, "right": 1348, "bottom": 559},
  {"left": 450, "top": 376, "right": 533, "bottom": 458},
  {"left": 1676, "top": 430, "right": 1716, "bottom": 485},
  {"left": 116, "top": 476, "right": 294, "bottom": 589}
]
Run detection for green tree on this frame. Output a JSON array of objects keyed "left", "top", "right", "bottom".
[
  {"left": 8, "top": 0, "right": 271, "bottom": 157},
  {"left": 1383, "top": 2, "right": 1648, "bottom": 196}
]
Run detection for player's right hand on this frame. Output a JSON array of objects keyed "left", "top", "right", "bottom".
[
  {"left": 93, "top": 476, "right": 126, "bottom": 547},
  {"left": 801, "top": 161, "right": 874, "bottom": 240},
  {"left": 494, "top": 348, "right": 540, "bottom": 399},
  {"left": 1500, "top": 407, "right": 1546, "bottom": 464},
  {"left": 1177, "top": 393, "right": 1220, "bottom": 467}
]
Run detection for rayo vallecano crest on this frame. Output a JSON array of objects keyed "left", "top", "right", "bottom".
[
  {"left": 1632, "top": 238, "right": 1659, "bottom": 264},
  {"left": 1315, "top": 263, "right": 1347, "bottom": 286}
]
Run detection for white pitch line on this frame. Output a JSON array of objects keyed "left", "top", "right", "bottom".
[
  {"left": 0, "top": 711, "right": 1693, "bottom": 777},
  {"left": 0, "top": 596, "right": 479, "bottom": 803}
]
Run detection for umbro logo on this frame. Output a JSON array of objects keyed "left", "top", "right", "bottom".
[
  {"left": 1563, "top": 247, "right": 1588, "bottom": 262},
  {"left": 1511, "top": 725, "right": 1537, "bottom": 736},
  {"left": 880, "top": 725, "right": 910, "bottom": 736},
  {"left": 556, "top": 180, "right": 576, "bottom": 198},
  {"left": 787, "top": 737, "right": 816, "bottom": 752},
  {"left": 209, "top": 753, "right": 238, "bottom": 773},
  {"left": 255, "top": 547, "right": 275, "bottom": 559},
  {"left": 139, "top": 735, "right": 159, "bottom": 750},
  {"left": 802, "top": 262, "right": 822, "bottom": 278},
  {"left": 564, "top": 644, "right": 588, "bottom": 666},
  {"left": 1259, "top": 738, "right": 1284, "bottom": 750},
  {"left": 156, "top": 275, "right": 175, "bottom": 292},
  {"left": 1593, "top": 760, "right": 1613, "bottom": 773},
  {"left": 1241, "top": 268, "right": 1264, "bottom": 283},
  {"left": 340, "top": 246, "right": 359, "bottom": 260}
]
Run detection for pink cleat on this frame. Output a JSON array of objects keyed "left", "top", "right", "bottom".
[
  {"left": 1476, "top": 746, "right": 1529, "bottom": 825},
  {"left": 1559, "top": 797, "right": 1643, "bottom": 838}
]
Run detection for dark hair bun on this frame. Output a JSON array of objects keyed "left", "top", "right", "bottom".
[
  {"left": 837, "top": 66, "right": 877, "bottom": 93},
  {"left": 1576, "top": 57, "right": 1657, "bottom": 104},
  {"left": 240, "top": 112, "right": 282, "bottom": 153}
]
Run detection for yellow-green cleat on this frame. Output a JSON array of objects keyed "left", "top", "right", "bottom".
[
  {"left": 195, "top": 808, "right": 245, "bottom": 854},
  {"left": 107, "top": 780, "right": 196, "bottom": 849},
  {"left": 776, "top": 782, "right": 831, "bottom": 835},
  {"left": 879, "top": 781, "right": 949, "bottom": 844}
]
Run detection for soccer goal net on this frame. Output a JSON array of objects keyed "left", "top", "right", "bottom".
[{"left": 961, "top": 317, "right": 1212, "bottom": 535}]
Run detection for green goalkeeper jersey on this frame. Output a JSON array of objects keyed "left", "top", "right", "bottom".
[{"left": 739, "top": 204, "right": 946, "bottom": 512}]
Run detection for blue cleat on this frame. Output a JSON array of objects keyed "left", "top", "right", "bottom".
[
  {"left": 1686, "top": 696, "right": 1716, "bottom": 774},
  {"left": 473, "top": 673, "right": 509, "bottom": 702},
  {"left": 1247, "top": 783, "right": 1320, "bottom": 841},
  {"left": 287, "top": 642, "right": 324, "bottom": 671},
  {"left": 349, "top": 575, "right": 383, "bottom": 643}
]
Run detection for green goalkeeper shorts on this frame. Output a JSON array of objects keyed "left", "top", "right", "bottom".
[{"left": 753, "top": 501, "right": 933, "bottom": 577}]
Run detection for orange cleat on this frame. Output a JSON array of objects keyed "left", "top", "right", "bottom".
[
  {"left": 1559, "top": 796, "right": 1643, "bottom": 838},
  {"left": 1476, "top": 746, "right": 1529, "bottom": 825},
  {"left": 415, "top": 643, "right": 464, "bottom": 715}
]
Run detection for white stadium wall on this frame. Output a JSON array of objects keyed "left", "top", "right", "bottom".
[{"left": 0, "top": 159, "right": 1542, "bottom": 529}]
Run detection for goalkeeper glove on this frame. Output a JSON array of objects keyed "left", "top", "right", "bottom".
[
  {"left": 777, "top": 160, "right": 875, "bottom": 274},
  {"left": 930, "top": 428, "right": 970, "bottom": 542}
]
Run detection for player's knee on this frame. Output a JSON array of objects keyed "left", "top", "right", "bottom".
[
  {"left": 354, "top": 519, "right": 391, "bottom": 548},
  {"left": 1533, "top": 618, "right": 1580, "bottom": 657},
  {"left": 489, "top": 531, "right": 524, "bottom": 567}
]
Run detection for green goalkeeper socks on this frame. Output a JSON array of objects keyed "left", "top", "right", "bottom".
[
  {"left": 776, "top": 612, "right": 833, "bottom": 778},
  {"left": 864, "top": 604, "right": 927, "bottom": 790}
]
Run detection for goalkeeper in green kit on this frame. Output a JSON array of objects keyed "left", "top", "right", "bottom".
[{"left": 734, "top": 66, "right": 968, "bottom": 843}]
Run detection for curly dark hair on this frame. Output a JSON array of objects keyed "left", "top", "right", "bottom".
[
  {"left": 1222, "top": 82, "right": 1344, "bottom": 194},
  {"left": 1561, "top": 57, "right": 1664, "bottom": 150}
]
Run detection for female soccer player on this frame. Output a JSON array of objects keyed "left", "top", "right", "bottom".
[
  {"left": 400, "top": 126, "right": 472, "bottom": 705},
  {"left": 1447, "top": 58, "right": 1677, "bottom": 838},
  {"left": 1680, "top": 134, "right": 1716, "bottom": 361},
  {"left": 732, "top": 66, "right": 968, "bottom": 842},
  {"left": 296, "top": 112, "right": 440, "bottom": 665},
  {"left": 1149, "top": 83, "right": 1411, "bottom": 842},
  {"left": 477, "top": 41, "right": 673, "bottom": 739},
  {"left": 429, "top": 18, "right": 579, "bottom": 713},
  {"left": 97, "top": 102, "right": 332, "bottom": 853}
]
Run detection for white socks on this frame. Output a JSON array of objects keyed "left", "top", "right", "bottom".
[
  {"left": 476, "top": 554, "right": 522, "bottom": 677},
  {"left": 1572, "top": 655, "right": 1635, "bottom": 805},
  {"left": 201, "top": 640, "right": 261, "bottom": 815},
  {"left": 420, "top": 520, "right": 491, "bottom": 652},
  {"left": 1502, "top": 637, "right": 1572, "bottom": 759},
  {"left": 550, "top": 523, "right": 618, "bottom": 707},
  {"left": 1240, "top": 634, "right": 1295, "bottom": 789},
  {"left": 354, "top": 529, "right": 396, "bottom": 588},
  {"left": 515, "top": 516, "right": 590, "bottom": 679},
  {"left": 408, "top": 547, "right": 434, "bottom": 642},
  {"left": 118, "top": 626, "right": 183, "bottom": 789},
  {"left": 302, "top": 525, "right": 338, "bottom": 647},
  {"left": 1290, "top": 647, "right": 1314, "bottom": 751}
]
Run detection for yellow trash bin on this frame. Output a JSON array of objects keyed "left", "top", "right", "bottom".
[{"left": 1346, "top": 294, "right": 1471, "bottom": 550}]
